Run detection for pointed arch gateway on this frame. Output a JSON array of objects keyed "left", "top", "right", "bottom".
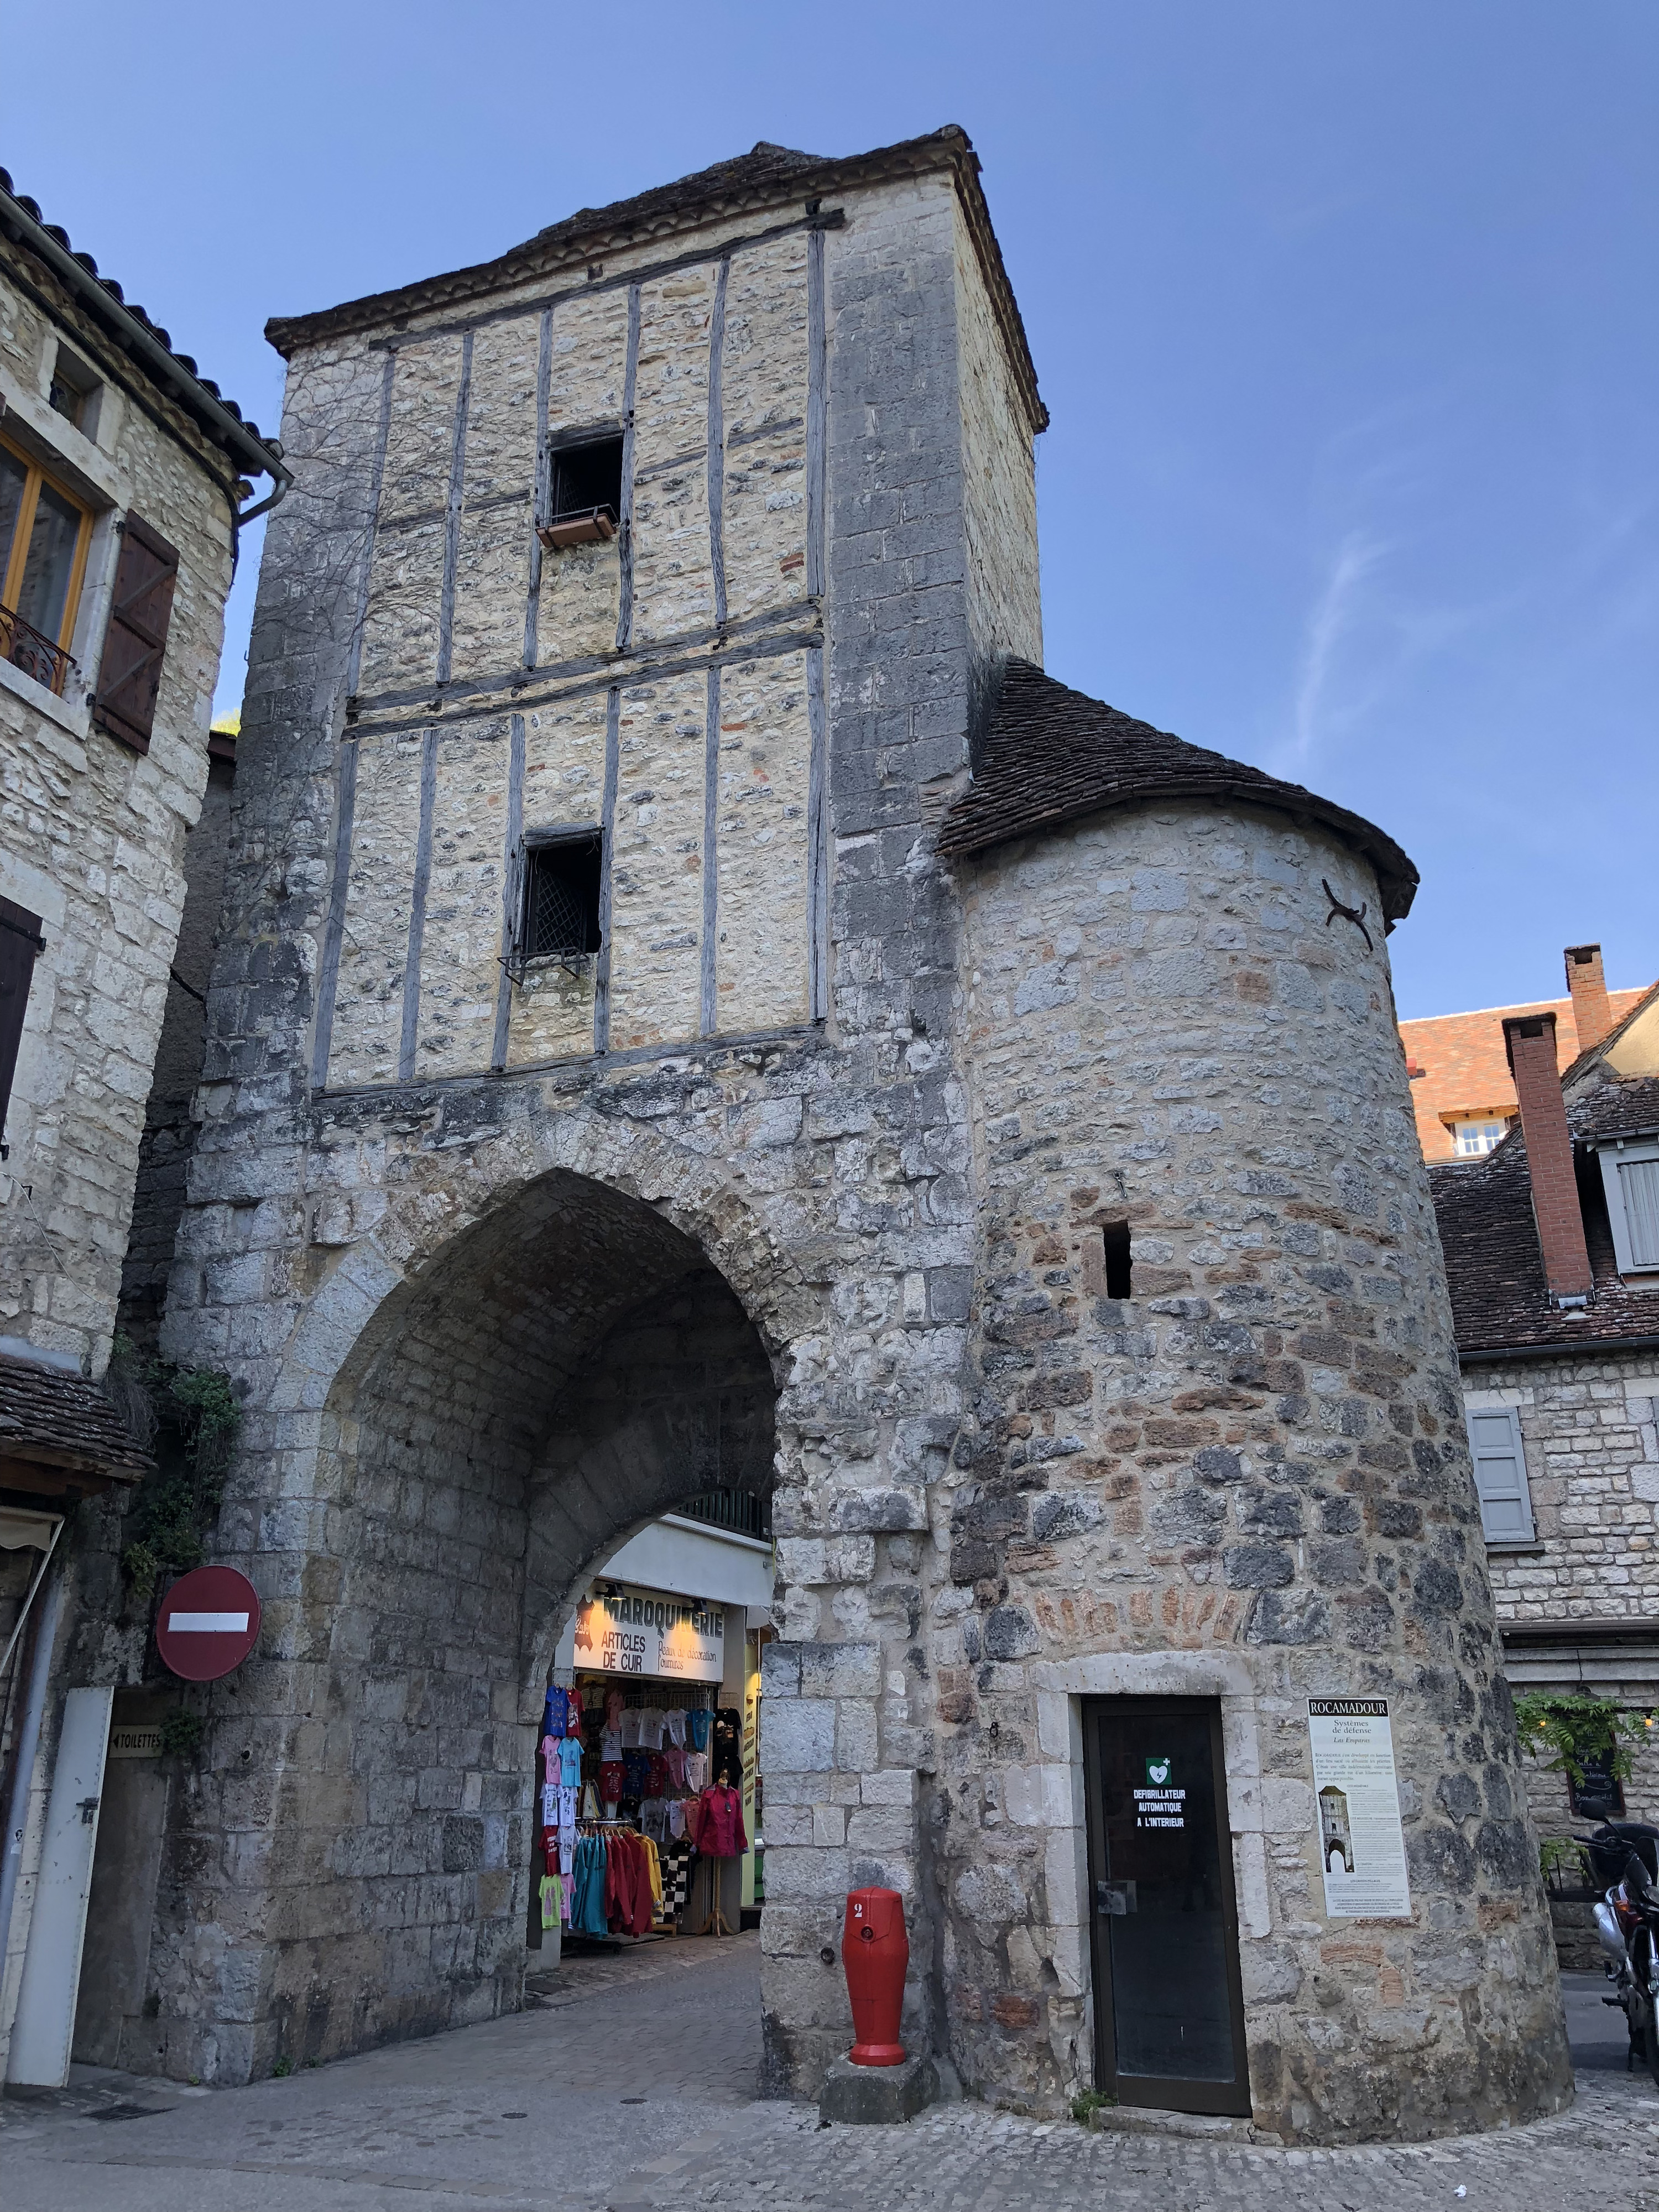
[{"left": 283, "top": 1166, "right": 782, "bottom": 2060}]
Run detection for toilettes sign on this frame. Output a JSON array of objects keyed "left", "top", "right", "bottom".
[{"left": 574, "top": 1584, "right": 724, "bottom": 1681}]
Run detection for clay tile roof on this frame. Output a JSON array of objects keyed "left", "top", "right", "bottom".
[
  {"left": 0, "top": 1354, "right": 153, "bottom": 1486},
  {"left": 0, "top": 165, "right": 278, "bottom": 456},
  {"left": 1431, "top": 1056, "right": 1659, "bottom": 1355},
  {"left": 936, "top": 661, "right": 1418, "bottom": 923}
]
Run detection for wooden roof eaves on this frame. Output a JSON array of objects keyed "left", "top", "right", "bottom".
[{"left": 264, "top": 130, "right": 1047, "bottom": 435}]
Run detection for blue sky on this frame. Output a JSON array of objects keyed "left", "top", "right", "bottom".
[{"left": 8, "top": 1, "right": 1654, "bottom": 1020}]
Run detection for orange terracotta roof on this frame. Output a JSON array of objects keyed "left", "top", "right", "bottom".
[{"left": 1399, "top": 989, "right": 1647, "bottom": 1162}]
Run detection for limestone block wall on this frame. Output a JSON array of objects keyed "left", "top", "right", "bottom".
[
  {"left": 121, "top": 755, "right": 236, "bottom": 1348},
  {"left": 1467, "top": 1352, "right": 1659, "bottom": 1623},
  {"left": 114, "top": 158, "right": 1042, "bottom": 2091},
  {"left": 315, "top": 210, "right": 830, "bottom": 1091},
  {"left": 941, "top": 799, "right": 1572, "bottom": 2139},
  {"left": 953, "top": 194, "right": 1041, "bottom": 722},
  {"left": 0, "top": 253, "right": 234, "bottom": 1371}
]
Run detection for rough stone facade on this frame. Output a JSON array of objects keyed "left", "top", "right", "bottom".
[
  {"left": 1468, "top": 1349, "right": 1659, "bottom": 1837},
  {"left": 936, "top": 801, "right": 1568, "bottom": 2135},
  {"left": 88, "top": 133, "right": 1568, "bottom": 2140},
  {"left": 0, "top": 186, "right": 279, "bottom": 2086},
  {"left": 0, "top": 251, "right": 236, "bottom": 1371}
]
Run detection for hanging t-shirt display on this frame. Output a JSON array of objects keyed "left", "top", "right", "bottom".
[{"left": 557, "top": 1735, "right": 584, "bottom": 1789}]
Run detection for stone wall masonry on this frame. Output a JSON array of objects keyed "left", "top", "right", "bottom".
[
  {"left": 608, "top": 668, "right": 716, "bottom": 1050},
  {"left": 942, "top": 799, "right": 1571, "bottom": 2137},
  {"left": 1467, "top": 1352, "right": 1659, "bottom": 1624},
  {"left": 120, "top": 757, "right": 237, "bottom": 1347},
  {"left": 0, "top": 249, "right": 235, "bottom": 1373},
  {"left": 1465, "top": 1348, "right": 1659, "bottom": 1836},
  {"left": 107, "top": 161, "right": 1032, "bottom": 2097},
  {"left": 952, "top": 194, "right": 1042, "bottom": 725},
  {"left": 447, "top": 316, "right": 539, "bottom": 686}
]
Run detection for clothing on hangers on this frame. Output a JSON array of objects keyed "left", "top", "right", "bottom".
[
  {"left": 603, "top": 1829, "right": 654, "bottom": 1937},
  {"left": 557, "top": 1735, "right": 584, "bottom": 1789},
  {"left": 539, "top": 1872, "right": 562, "bottom": 1931},
  {"left": 686, "top": 1707, "right": 712, "bottom": 1753},
  {"left": 664, "top": 1708, "right": 687, "bottom": 1749},
  {"left": 641, "top": 1834, "right": 664, "bottom": 1917},
  {"left": 684, "top": 1751, "right": 708, "bottom": 1792},
  {"left": 604, "top": 1687, "right": 624, "bottom": 1733},
  {"left": 621, "top": 1747, "right": 651, "bottom": 1800},
  {"left": 542, "top": 1685, "right": 570, "bottom": 1739},
  {"left": 571, "top": 1835, "right": 611, "bottom": 1937}
]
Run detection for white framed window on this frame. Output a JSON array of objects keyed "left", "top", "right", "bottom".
[
  {"left": 1594, "top": 1138, "right": 1659, "bottom": 1277},
  {"left": 1464, "top": 1404, "right": 1535, "bottom": 1543},
  {"left": 1449, "top": 1118, "right": 1510, "bottom": 1158}
]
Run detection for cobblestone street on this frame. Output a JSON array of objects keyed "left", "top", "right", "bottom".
[{"left": 3, "top": 1937, "right": 1657, "bottom": 2211}]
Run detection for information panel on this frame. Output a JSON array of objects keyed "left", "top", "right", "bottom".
[
  {"left": 574, "top": 1584, "right": 724, "bottom": 1681},
  {"left": 1307, "top": 1698, "right": 1412, "bottom": 1920}
]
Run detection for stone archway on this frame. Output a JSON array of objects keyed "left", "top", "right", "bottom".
[{"left": 256, "top": 1166, "right": 782, "bottom": 2068}]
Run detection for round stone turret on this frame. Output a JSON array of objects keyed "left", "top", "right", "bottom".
[{"left": 936, "top": 662, "right": 1571, "bottom": 2140}]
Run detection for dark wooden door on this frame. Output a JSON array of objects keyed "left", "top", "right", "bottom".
[{"left": 1083, "top": 1695, "right": 1250, "bottom": 2116}]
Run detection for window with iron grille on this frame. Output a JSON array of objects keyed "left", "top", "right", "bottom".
[{"left": 521, "top": 834, "right": 603, "bottom": 962}]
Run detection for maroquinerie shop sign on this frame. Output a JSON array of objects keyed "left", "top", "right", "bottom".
[{"left": 575, "top": 1584, "right": 724, "bottom": 1682}]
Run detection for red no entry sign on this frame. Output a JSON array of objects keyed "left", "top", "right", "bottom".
[{"left": 155, "top": 1565, "right": 261, "bottom": 1682}]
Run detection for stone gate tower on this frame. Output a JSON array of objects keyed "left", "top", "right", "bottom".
[{"left": 146, "top": 129, "right": 1569, "bottom": 2137}]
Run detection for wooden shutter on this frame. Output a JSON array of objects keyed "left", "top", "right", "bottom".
[
  {"left": 93, "top": 514, "right": 179, "bottom": 754},
  {"left": 1465, "top": 1405, "right": 1535, "bottom": 1543},
  {"left": 0, "top": 895, "right": 44, "bottom": 1150}
]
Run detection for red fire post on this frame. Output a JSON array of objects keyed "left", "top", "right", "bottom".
[{"left": 842, "top": 1886, "right": 908, "bottom": 2065}]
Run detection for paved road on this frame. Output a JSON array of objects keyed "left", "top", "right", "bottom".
[{"left": 4, "top": 1942, "right": 1657, "bottom": 2211}]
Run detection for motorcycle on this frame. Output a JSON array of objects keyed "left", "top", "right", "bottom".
[{"left": 1579, "top": 1797, "right": 1659, "bottom": 2087}]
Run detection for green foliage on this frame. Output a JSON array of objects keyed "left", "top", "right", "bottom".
[
  {"left": 111, "top": 1339, "right": 242, "bottom": 1598},
  {"left": 1538, "top": 1834, "right": 1591, "bottom": 1892},
  {"left": 271, "top": 2056, "right": 293, "bottom": 2078},
  {"left": 1070, "top": 2088, "right": 1116, "bottom": 2123},
  {"left": 1514, "top": 1691, "right": 1651, "bottom": 1788},
  {"left": 158, "top": 1710, "right": 204, "bottom": 1759}
]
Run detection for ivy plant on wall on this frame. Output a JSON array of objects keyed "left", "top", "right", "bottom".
[{"left": 106, "top": 1335, "right": 243, "bottom": 1601}]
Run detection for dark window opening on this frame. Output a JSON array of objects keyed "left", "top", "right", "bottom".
[
  {"left": 0, "top": 895, "right": 45, "bottom": 1158},
  {"left": 521, "top": 835, "right": 603, "bottom": 961},
  {"left": 1567, "top": 1750, "right": 1626, "bottom": 1820},
  {"left": 550, "top": 435, "right": 623, "bottom": 528},
  {"left": 48, "top": 346, "right": 100, "bottom": 436},
  {"left": 1102, "top": 1220, "right": 1133, "bottom": 1300}
]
